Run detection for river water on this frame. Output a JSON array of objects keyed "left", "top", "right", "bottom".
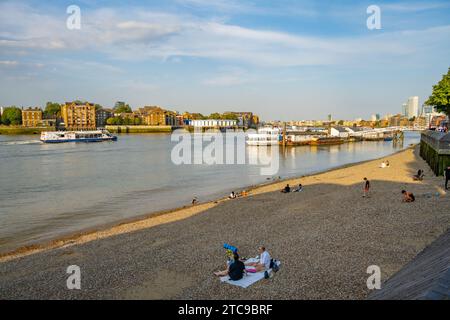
[{"left": 0, "top": 131, "right": 420, "bottom": 253}]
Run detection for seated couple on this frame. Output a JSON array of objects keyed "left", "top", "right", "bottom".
[
  {"left": 380, "top": 160, "right": 390, "bottom": 168},
  {"left": 229, "top": 190, "right": 249, "bottom": 199},
  {"left": 281, "top": 184, "right": 303, "bottom": 193},
  {"left": 214, "top": 246, "right": 272, "bottom": 281}
]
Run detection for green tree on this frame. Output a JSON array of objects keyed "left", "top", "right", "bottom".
[
  {"left": 44, "top": 102, "right": 61, "bottom": 118},
  {"left": 1, "top": 107, "right": 22, "bottom": 125},
  {"left": 208, "top": 112, "right": 222, "bottom": 119},
  {"left": 222, "top": 113, "right": 238, "bottom": 120},
  {"left": 73, "top": 100, "right": 88, "bottom": 105},
  {"left": 425, "top": 67, "right": 450, "bottom": 116},
  {"left": 123, "top": 117, "right": 133, "bottom": 125},
  {"left": 113, "top": 101, "right": 132, "bottom": 114},
  {"left": 337, "top": 120, "right": 344, "bottom": 125},
  {"left": 94, "top": 104, "right": 103, "bottom": 111},
  {"left": 107, "top": 117, "right": 124, "bottom": 125}
]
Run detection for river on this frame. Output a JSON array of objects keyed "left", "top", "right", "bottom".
[{"left": 0, "top": 131, "right": 420, "bottom": 253}]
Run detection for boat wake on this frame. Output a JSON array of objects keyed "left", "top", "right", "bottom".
[{"left": 0, "top": 140, "right": 42, "bottom": 146}]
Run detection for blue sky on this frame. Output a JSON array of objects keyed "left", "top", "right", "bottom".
[{"left": 0, "top": 0, "right": 449, "bottom": 120}]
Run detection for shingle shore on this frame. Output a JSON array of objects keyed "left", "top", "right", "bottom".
[{"left": 1, "top": 146, "right": 449, "bottom": 299}]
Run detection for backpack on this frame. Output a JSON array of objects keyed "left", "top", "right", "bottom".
[{"left": 270, "top": 259, "right": 280, "bottom": 273}]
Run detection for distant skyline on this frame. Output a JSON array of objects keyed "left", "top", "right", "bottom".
[{"left": 1, "top": 0, "right": 449, "bottom": 121}]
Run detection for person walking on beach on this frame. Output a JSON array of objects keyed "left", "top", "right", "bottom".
[
  {"left": 363, "top": 178, "right": 370, "bottom": 198},
  {"left": 445, "top": 166, "right": 450, "bottom": 190}
]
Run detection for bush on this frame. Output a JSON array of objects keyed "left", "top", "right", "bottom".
[{"left": 1, "top": 107, "right": 22, "bottom": 126}]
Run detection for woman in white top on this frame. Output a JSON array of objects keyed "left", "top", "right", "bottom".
[{"left": 245, "top": 246, "right": 271, "bottom": 272}]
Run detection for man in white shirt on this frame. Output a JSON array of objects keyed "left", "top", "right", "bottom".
[{"left": 245, "top": 246, "right": 271, "bottom": 272}]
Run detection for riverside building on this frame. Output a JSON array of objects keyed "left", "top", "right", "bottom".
[
  {"left": 61, "top": 102, "right": 96, "bottom": 130},
  {"left": 22, "top": 107, "right": 43, "bottom": 127}
]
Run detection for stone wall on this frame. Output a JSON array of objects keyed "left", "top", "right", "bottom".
[{"left": 420, "top": 131, "right": 450, "bottom": 176}]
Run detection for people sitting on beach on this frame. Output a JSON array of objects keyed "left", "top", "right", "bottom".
[
  {"left": 380, "top": 160, "right": 390, "bottom": 168},
  {"left": 245, "top": 246, "right": 271, "bottom": 273},
  {"left": 214, "top": 253, "right": 245, "bottom": 281},
  {"left": 281, "top": 184, "right": 291, "bottom": 193},
  {"left": 413, "top": 169, "right": 424, "bottom": 181},
  {"left": 229, "top": 191, "right": 237, "bottom": 199},
  {"left": 240, "top": 190, "right": 249, "bottom": 197},
  {"left": 192, "top": 197, "right": 198, "bottom": 206},
  {"left": 402, "top": 190, "right": 415, "bottom": 202},
  {"left": 293, "top": 184, "right": 303, "bottom": 192}
]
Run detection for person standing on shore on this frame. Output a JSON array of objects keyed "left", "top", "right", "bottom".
[
  {"left": 445, "top": 166, "right": 450, "bottom": 190},
  {"left": 363, "top": 178, "right": 370, "bottom": 198}
]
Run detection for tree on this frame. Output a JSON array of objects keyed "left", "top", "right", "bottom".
[
  {"left": 44, "top": 102, "right": 61, "bottom": 118},
  {"left": 208, "top": 112, "right": 222, "bottom": 119},
  {"left": 123, "top": 117, "right": 133, "bottom": 125},
  {"left": 338, "top": 120, "right": 344, "bottom": 125},
  {"left": 94, "top": 104, "right": 103, "bottom": 111},
  {"left": 73, "top": 100, "right": 87, "bottom": 105},
  {"left": 425, "top": 67, "right": 450, "bottom": 116},
  {"left": 1, "top": 107, "right": 22, "bottom": 125},
  {"left": 222, "top": 113, "right": 238, "bottom": 120},
  {"left": 113, "top": 101, "right": 132, "bottom": 114},
  {"left": 106, "top": 117, "right": 123, "bottom": 125}
]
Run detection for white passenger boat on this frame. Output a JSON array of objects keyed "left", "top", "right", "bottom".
[
  {"left": 246, "top": 127, "right": 281, "bottom": 146},
  {"left": 40, "top": 130, "right": 118, "bottom": 143}
]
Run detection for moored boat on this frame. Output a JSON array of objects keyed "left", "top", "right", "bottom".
[
  {"left": 40, "top": 130, "right": 118, "bottom": 143},
  {"left": 246, "top": 127, "right": 281, "bottom": 146},
  {"left": 309, "top": 137, "right": 345, "bottom": 146}
]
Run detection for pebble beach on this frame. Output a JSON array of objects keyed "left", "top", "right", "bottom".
[{"left": 1, "top": 145, "right": 449, "bottom": 299}]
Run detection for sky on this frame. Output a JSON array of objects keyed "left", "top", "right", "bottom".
[{"left": 0, "top": 0, "right": 449, "bottom": 121}]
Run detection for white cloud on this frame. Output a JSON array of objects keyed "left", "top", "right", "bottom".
[
  {"left": 203, "top": 67, "right": 250, "bottom": 86},
  {"left": 0, "top": 2, "right": 449, "bottom": 68},
  {"left": 176, "top": 0, "right": 318, "bottom": 17},
  {"left": 0, "top": 60, "right": 18, "bottom": 66},
  {"left": 383, "top": 2, "right": 450, "bottom": 12}
]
